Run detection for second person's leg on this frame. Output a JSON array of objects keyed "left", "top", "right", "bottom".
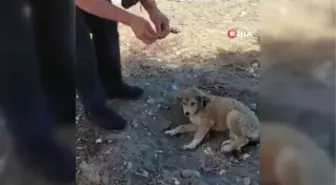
[
  {"left": 76, "top": 8, "right": 127, "bottom": 130},
  {"left": 83, "top": 11, "right": 144, "bottom": 100}
]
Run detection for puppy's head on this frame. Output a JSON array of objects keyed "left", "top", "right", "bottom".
[{"left": 180, "top": 87, "right": 210, "bottom": 117}]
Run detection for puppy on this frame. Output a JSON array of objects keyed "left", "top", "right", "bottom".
[
  {"left": 164, "top": 87, "right": 260, "bottom": 152},
  {"left": 261, "top": 123, "right": 335, "bottom": 185}
]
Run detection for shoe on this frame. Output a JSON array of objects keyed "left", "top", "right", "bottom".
[
  {"left": 14, "top": 138, "right": 75, "bottom": 183},
  {"left": 106, "top": 83, "right": 144, "bottom": 101},
  {"left": 85, "top": 105, "right": 127, "bottom": 130},
  {"left": 121, "top": 0, "right": 139, "bottom": 9}
]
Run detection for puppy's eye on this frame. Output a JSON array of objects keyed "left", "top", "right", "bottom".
[{"left": 190, "top": 102, "right": 195, "bottom": 106}]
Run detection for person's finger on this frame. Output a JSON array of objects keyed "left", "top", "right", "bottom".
[
  {"left": 140, "top": 31, "right": 156, "bottom": 44},
  {"left": 158, "top": 21, "right": 170, "bottom": 39},
  {"left": 155, "top": 22, "right": 163, "bottom": 37},
  {"left": 146, "top": 23, "right": 158, "bottom": 38},
  {"left": 163, "top": 19, "right": 170, "bottom": 35}
]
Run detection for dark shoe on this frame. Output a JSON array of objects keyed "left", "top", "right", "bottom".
[
  {"left": 14, "top": 138, "right": 75, "bottom": 183},
  {"left": 106, "top": 83, "right": 144, "bottom": 100},
  {"left": 121, "top": 0, "right": 139, "bottom": 9},
  {"left": 85, "top": 105, "right": 127, "bottom": 130}
]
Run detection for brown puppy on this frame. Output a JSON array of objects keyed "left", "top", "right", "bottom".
[
  {"left": 261, "top": 123, "right": 335, "bottom": 185},
  {"left": 164, "top": 87, "right": 260, "bottom": 152}
]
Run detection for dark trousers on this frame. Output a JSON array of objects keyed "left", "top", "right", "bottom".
[
  {"left": 76, "top": 7, "right": 123, "bottom": 109},
  {"left": 0, "top": 0, "right": 75, "bottom": 142}
]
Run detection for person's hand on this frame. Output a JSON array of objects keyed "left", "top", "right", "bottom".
[
  {"left": 148, "top": 8, "right": 170, "bottom": 39},
  {"left": 129, "top": 15, "right": 157, "bottom": 44}
]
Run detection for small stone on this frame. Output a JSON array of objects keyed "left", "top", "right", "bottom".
[
  {"left": 171, "top": 83, "right": 179, "bottom": 91},
  {"left": 180, "top": 169, "right": 201, "bottom": 179},
  {"left": 172, "top": 178, "right": 180, "bottom": 185},
  {"left": 146, "top": 98, "right": 155, "bottom": 104},
  {"left": 252, "top": 62, "right": 259, "bottom": 69},
  {"left": 124, "top": 161, "right": 132, "bottom": 171},
  {"left": 243, "top": 177, "right": 251, "bottom": 185},
  {"left": 242, "top": 153, "right": 250, "bottom": 160},
  {"left": 249, "top": 103, "right": 257, "bottom": 110},
  {"left": 131, "top": 119, "right": 139, "bottom": 128},
  {"left": 141, "top": 170, "right": 149, "bottom": 177},
  {"left": 170, "top": 27, "right": 181, "bottom": 34},
  {"left": 247, "top": 67, "right": 255, "bottom": 74},
  {"left": 230, "top": 156, "right": 239, "bottom": 163},
  {"left": 95, "top": 138, "right": 102, "bottom": 143},
  {"left": 219, "top": 169, "right": 226, "bottom": 175},
  {"left": 203, "top": 147, "right": 214, "bottom": 155}
]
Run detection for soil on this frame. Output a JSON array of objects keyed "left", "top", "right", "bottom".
[
  {"left": 77, "top": 0, "right": 260, "bottom": 184},
  {"left": 0, "top": 0, "right": 260, "bottom": 185}
]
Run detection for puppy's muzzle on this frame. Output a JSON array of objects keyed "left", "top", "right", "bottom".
[{"left": 184, "top": 111, "right": 190, "bottom": 117}]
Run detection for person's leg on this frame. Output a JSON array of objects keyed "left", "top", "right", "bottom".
[
  {"left": 30, "top": 0, "right": 75, "bottom": 124},
  {"left": 83, "top": 10, "right": 144, "bottom": 100},
  {"left": 75, "top": 7, "right": 127, "bottom": 130},
  {"left": 0, "top": 0, "right": 74, "bottom": 183}
]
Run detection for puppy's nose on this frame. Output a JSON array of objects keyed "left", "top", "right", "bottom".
[{"left": 184, "top": 112, "right": 190, "bottom": 116}]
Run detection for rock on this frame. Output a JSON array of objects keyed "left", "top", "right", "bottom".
[
  {"left": 243, "top": 177, "right": 251, "bottom": 185},
  {"left": 141, "top": 170, "right": 149, "bottom": 178},
  {"left": 203, "top": 147, "right": 214, "bottom": 155},
  {"left": 124, "top": 161, "right": 132, "bottom": 170},
  {"left": 242, "top": 153, "right": 250, "bottom": 160},
  {"left": 146, "top": 98, "right": 155, "bottom": 104},
  {"left": 249, "top": 103, "right": 257, "bottom": 110},
  {"left": 131, "top": 119, "right": 139, "bottom": 128},
  {"left": 218, "top": 169, "right": 226, "bottom": 176},
  {"left": 170, "top": 83, "right": 179, "bottom": 91},
  {"left": 180, "top": 169, "right": 201, "bottom": 179},
  {"left": 172, "top": 178, "right": 180, "bottom": 185},
  {"left": 170, "top": 27, "right": 181, "bottom": 34},
  {"left": 95, "top": 138, "right": 102, "bottom": 144},
  {"left": 252, "top": 62, "right": 260, "bottom": 69}
]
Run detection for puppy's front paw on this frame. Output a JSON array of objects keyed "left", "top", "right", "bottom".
[
  {"left": 221, "top": 143, "right": 234, "bottom": 153},
  {"left": 182, "top": 144, "right": 197, "bottom": 150},
  {"left": 164, "top": 129, "right": 177, "bottom": 136}
]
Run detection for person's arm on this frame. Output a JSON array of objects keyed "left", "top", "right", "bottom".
[
  {"left": 139, "top": 0, "right": 158, "bottom": 13},
  {"left": 75, "top": 0, "right": 135, "bottom": 26}
]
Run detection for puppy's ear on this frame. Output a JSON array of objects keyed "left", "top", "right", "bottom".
[{"left": 196, "top": 95, "right": 210, "bottom": 108}]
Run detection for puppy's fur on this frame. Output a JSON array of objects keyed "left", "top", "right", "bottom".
[
  {"left": 164, "top": 87, "right": 260, "bottom": 152},
  {"left": 261, "top": 123, "right": 335, "bottom": 185}
]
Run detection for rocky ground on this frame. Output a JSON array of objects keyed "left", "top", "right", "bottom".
[{"left": 77, "top": 0, "right": 260, "bottom": 184}]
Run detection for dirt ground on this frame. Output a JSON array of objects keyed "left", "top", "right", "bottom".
[{"left": 77, "top": 0, "right": 260, "bottom": 185}]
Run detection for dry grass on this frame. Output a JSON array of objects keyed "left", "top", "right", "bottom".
[{"left": 118, "top": 0, "right": 259, "bottom": 68}]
